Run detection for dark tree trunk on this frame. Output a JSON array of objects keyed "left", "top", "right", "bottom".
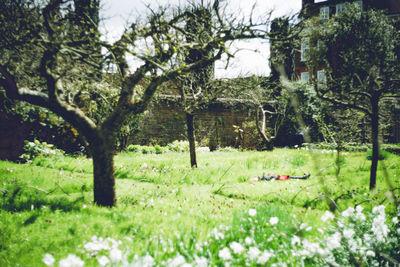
[
  {"left": 91, "top": 138, "right": 116, "bottom": 207},
  {"left": 186, "top": 113, "right": 197, "bottom": 168},
  {"left": 369, "top": 100, "right": 379, "bottom": 190}
]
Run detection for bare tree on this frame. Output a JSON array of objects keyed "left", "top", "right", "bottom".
[{"left": 0, "top": 0, "right": 270, "bottom": 206}]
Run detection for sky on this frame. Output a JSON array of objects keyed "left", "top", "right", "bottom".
[{"left": 100, "top": 0, "right": 302, "bottom": 78}]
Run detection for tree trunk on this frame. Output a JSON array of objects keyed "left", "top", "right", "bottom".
[
  {"left": 186, "top": 113, "right": 197, "bottom": 168},
  {"left": 91, "top": 138, "right": 116, "bottom": 207},
  {"left": 369, "top": 100, "right": 379, "bottom": 190}
]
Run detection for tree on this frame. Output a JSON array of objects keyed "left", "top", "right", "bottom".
[
  {"left": 0, "top": 0, "right": 269, "bottom": 206},
  {"left": 305, "top": 6, "right": 400, "bottom": 189},
  {"left": 180, "top": 6, "right": 214, "bottom": 168}
]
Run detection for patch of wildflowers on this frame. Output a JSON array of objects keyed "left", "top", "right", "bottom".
[
  {"left": 58, "top": 254, "right": 84, "bottom": 267},
  {"left": 229, "top": 242, "right": 245, "bottom": 254},
  {"left": 42, "top": 253, "right": 55, "bottom": 266},
  {"left": 321, "top": 211, "right": 335, "bottom": 222},
  {"left": 218, "top": 247, "right": 232, "bottom": 261}
]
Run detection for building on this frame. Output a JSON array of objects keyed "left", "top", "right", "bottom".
[
  {"left": 291, "top": 0, "right": 400, "bottom": 143},
  {"left": 295, "top": 0, "right": 400, "bottom": 81}
]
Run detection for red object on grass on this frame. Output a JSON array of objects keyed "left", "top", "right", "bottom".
[{"left": 277, "top": 175, "right": 290, "bottom": 181}]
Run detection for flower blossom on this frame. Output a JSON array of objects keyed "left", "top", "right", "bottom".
[
  {"left": 218, "top": 247, "right": 232, "bottom": 260},
  {"left": 321, "top": 211, "right": 335, "bottom": 222},
  {"left": 230, "top": 242, "right": 245, "bottom": 254},
  {"left": 59, "top": 254, "right": 84, "bottom": 267},
  {"left": 342, "top": 207, "right": 355, "bottom": 217},
  {"left": 269, "top": 217, "right": 279, "bottom": 225},
  {"left": 248, "top": 209, "right": 257, "bottom": 217},
  {"left": 109, "top": 248, "right": 123, "bottom": 262},
  {"left": 257, "top": 251, "right": 273, "bottom": 264},
  {"left": 248, "top": 247, "right": 261, "bottom": 260},
  {"left": 98, "top": 256, "right": 110, "bottom": 266},
  {"left": 245, "top": 237, "right": 254, "bottom": 245},
  {"left": 167, "top": 254, "right": 186, "bottom": 267},
  {"left": 326, "top": 232, "right": 341, "bottom": 250},
  {"left": 42, "top": 254, "right": 55, "bottom": 266},
  {"left": 291, "top": 235, "right": 301, "bottom": 246}
]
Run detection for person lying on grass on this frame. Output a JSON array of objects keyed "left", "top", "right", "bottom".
[{"left": 249, "top": 173, "right": 310, "bottom": 183}]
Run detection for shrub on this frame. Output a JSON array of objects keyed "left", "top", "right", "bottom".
[
  {"left": 167, "top": 140, "right": 191, "bottom": 152},
  {"left": 126, "top": 144, "right": 140, "bottom": 152},
  {"left": 154, "top": 145, "right": 164, "bottom": 154},
  {"left": 20, "top": 140, "right": 64, "bottom": 162}
]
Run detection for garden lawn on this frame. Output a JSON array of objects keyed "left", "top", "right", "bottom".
[{"left": 0, "top": 148, "right": 399, "bottom": 266}]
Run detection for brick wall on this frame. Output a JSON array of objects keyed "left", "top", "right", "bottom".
[{"left": 128, "top": 99, "right": 255, "bottom": 148}]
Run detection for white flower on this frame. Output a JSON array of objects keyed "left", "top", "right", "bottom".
[
  {"left": 326, "top": 232, "right": 341, "bottom": 250},
  {"left": 257, "top": 251, "right": 272, "bottom": 264},
  {"left": 248, "top": 247, "right": 261, "bottom": 260},
  {"left": 211, "top": 228, "right": 225, "bottom": 240},
  {"left": 98, "top": 256, "right": 110, "bottom": 266},
  {"left": 42, "top": 254, "right": 55, "bottom": 266},
  {"left": 249, "top": 209, "right": 257, "bottom": 217},
  {"left": 193, "top": 256, "right": 208, "bottom": 267},
  {"left": 372, "top": 214, "right": 389, "bottom": 242},
  {"left": 342, "top": 207, "right": 355, "bottom": 217},
  {"left": 269, "top": 217, "right": 279, "bottom": 225},
  {"left": 142, "top": 255, "right": 155, "bottom": 267},
  {"left": 343, "top": 229, "right": 355, "bottom": 239},
  {"left": 356, "top": 205, "right": 363, "bottom": 214},
  {"left": 392, "top": 217, "right": 399, "bottom": 224},
  {"left": 59, "top": 254, "right": 84, "bottom": 267},
  {"left": 245, "top": 237, "right": 254, "bottom": 245},
  {"left": 219, "top": 247, "right": 232, "bottom": 260},
  {"left": 372, "top": 205, "right": 386, "bottom": 215},
  {"left": 167, "top": 254, "right": 186, "bottom": 267},
  {"left": 291, "top": 235, "right": 301, "bottom": 246},
  {"left": 230, "top": 242, "right": 245, "bottom": 254},
  {"left": 321, "top": 211, "right": 335, "bottom": 222},
  {"left": 109, "top": 248, "right": 123, "bottom": 262},
  {"left": 366, "top": 251, "right": 375, "bottom": 257}
]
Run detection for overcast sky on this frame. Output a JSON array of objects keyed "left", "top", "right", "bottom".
[{"left": 100, "top": 0, "right": 302, "bottom": 78}]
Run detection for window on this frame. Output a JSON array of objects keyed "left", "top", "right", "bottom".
[
  {"left": 336, "top": 3, "right": 346, "bottom": 14},
  {"left": 301, "top": 37, "right": 309, "bottom": 62},
  {"left": 320, "top": 6, "right": 330, "bottom": 20},
  {"left": 301, "top": 72, "right": 310, "bottom": 83},
  {"left": 317, "top": 70, "right": 327, "bottom": 86}
]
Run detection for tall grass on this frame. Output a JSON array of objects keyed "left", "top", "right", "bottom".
[{"left": 0, "top": 148, "right": 399, "bottom": 265}]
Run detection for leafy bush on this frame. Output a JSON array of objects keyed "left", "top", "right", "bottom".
[
  {"left": 154, "top": 145, "right": 164, "bottom": 154},
  {"left": 20, "top": 140, "right": 64, "bottom": 162},
  {"left": 167, "top": 140, "right": 191, "bottom": 152},
  {"left": 141, "top": 146, "right": 155, "bottom": 154},
  {"left": 126, "top": 144, "right": 141, "bottom": 152}
]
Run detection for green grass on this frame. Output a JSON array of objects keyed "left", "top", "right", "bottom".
[{"left": 0, "top": 148, "right": 399, "bottom": 266}]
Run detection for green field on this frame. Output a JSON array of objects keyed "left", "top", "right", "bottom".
[{"left": 1, "top": 148, "right": 399, "bottom": 266}]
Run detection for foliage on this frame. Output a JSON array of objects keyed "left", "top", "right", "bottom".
[
  {"left": 20, "top": 140, "right": 64, "bottom": 162},
  {"left": 304, "top": 6, "right": 400, "bottom": 190},
  {"left": 167, "top": 140, "right": 192, "bottom": 153}
]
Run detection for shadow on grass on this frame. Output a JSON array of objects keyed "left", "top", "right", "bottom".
[{"left": 0, "top": 185, "right": 85, "bottom": 213}]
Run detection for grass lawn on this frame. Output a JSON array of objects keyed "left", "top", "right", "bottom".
[{"left": 0, "top": 148, "right": 399, "bottom": 266}]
